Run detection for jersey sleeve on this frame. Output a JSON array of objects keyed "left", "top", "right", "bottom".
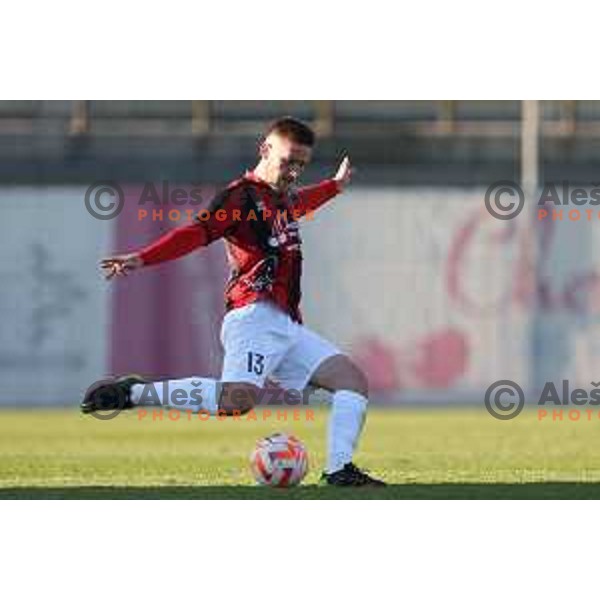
[
  {"left": 138, "top": 186, "right": 242, "bottom": 266},
  {"left": 137, "top": 223, "right": 208, "bottom": 266},
  {"left": 293, "top": 179, "right": 341, "bottom": 218}
]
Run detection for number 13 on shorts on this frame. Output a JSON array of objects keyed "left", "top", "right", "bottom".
[{"left": 247, "top": 351, "right": 265, "bottom": 375}]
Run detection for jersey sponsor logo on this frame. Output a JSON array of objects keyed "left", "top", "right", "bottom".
[{"left": 241, "top": 256, "right": 278, "bottom": 292}]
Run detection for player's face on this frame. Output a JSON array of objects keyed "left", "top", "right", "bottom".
[{"left": 264, "top": 134, "right": 312, "bottom": 190}]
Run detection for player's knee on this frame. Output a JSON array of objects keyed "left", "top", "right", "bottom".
[
  {"left": 345, "top": 363, "right": 369, "bottom": 398},
  {"left": 219, "top": 382, "right": 260, "bottom": 415},
  {"left": 334, "top": 359, "right": 369, "bottom": 398},
  {"left": 313, "top": 354, "right": 369, "bottom": 399}
]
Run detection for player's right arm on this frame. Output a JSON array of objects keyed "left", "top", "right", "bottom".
[
  {"left": 99, "top": 185, "right": 242, "bottom": 280},
  {"left": 99, "top": 224, "right": 208, "bottom": 279}
]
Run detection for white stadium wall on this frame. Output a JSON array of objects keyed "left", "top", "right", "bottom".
[
  {"left": 302, "top": 188, "right": 600, "bottom": 402},
  {"left": 1, "top": 185, "right": 599, "bottom": 406},
  {"left": 0, "top": 187, "right": 111, "bottom": 406}
]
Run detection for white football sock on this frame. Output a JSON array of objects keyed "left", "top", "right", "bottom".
[
  {"left": 327, "top": 390, "right": 368, "bottom": 473},
  {"left": 131, "top": 377, "right": 219, "bottom": 414}
]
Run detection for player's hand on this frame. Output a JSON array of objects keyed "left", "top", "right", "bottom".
[
  {"left": 99, "top": 254, "right": 143, "bottom": 280},
  {"left": 333, "top": 156, "right": 353, "bottom": 190}
]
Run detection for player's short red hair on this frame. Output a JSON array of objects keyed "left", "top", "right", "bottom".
[{"left": 265, "top": 116, "right": 315, "bottom": 147}]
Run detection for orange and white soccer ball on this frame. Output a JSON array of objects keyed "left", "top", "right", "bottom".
[{"left": 250, "top": 433, "right": 309, "bottom": 487}]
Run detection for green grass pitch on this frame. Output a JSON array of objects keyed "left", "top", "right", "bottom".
[{"left": 1, "top": 406, "right": 600, "bottom": 499}]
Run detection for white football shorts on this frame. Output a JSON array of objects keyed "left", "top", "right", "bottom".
[{"left": 220, "top": 301, "right": 340, "bottom": 391}]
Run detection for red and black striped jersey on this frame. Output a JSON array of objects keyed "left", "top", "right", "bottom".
[{"left": 138, "top": 172, "right": 340, "bottom": 322}]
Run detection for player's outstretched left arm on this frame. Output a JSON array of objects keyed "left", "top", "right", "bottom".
[
  {"left": 294, "top": 155, "right": 353, "bottom": 218},
  {"left": 333, "top": 155, "right": 353, "bottom": 191}
]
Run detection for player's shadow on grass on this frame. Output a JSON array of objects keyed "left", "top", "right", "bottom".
[{"left": 2, "top": 483, "right": 600, "bottom": 499}]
